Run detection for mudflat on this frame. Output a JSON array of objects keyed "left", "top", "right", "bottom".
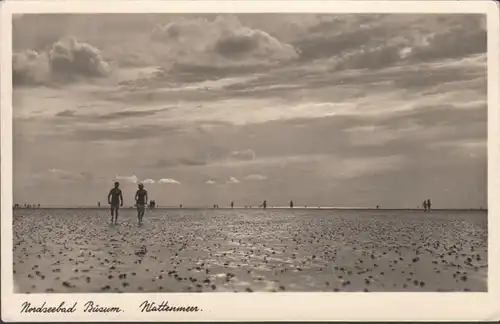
[{"left": 13, "top": 208, "right": 487, "bottom": 293}]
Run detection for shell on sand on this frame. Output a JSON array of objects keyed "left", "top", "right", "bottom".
[{"left": 13, "top": 208, "right": 488, "bottom": 293}]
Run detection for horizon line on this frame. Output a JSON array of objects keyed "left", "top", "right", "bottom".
[{"left": 11, "top": 206, "right": 488, "bottom": 211}]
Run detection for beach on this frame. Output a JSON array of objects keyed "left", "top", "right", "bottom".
[{"left": 13, "top": 208, "right": 487, "bottom": 293}]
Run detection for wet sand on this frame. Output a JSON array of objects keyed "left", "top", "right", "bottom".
[{"left": 13, "top": 209, "right": 487, "bottom": 293}]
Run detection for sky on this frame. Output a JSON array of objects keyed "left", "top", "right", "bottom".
[{"left": 12, "top": 13, "right": 487, "bottom": 208}]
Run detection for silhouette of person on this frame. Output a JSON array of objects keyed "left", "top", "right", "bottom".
[
  {"left": 108, "top": 182, "right": 123, "bottom": 224},
  {"left": 231, "top": 201, "right": 234, "bottom": 209},
  {"left": 423, "top": 200, "right": 428, "bottom": 212},
  {"left": 427, "top": 199, "right": 432, "bottom": 212},
  {"left": 135, "top": 183, "right": 148, "bottom": 225},
  {"left": 290, "top": 200, "right": 294, "bottom": 208},
  {"left": 376, "top": 205, "right": 380, "bottom": 209},
  {"left": 262, "top": 200, "right": 267, "bottom": 209}
]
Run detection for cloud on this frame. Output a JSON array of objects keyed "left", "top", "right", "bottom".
[
  {"left": 409, "top": 18, "right": 486, "bottom": 62},
  {"left": 230, "top": 149, "right": 256, "bottom": 161},
  {"left": 155, "top": 156, "right": 208, "bottom": 168},
  {"left": 49, "top": 37, "right": 110, "bottom": 78},
  {"left": 115, "top": 175, "right": 138, "bottom": 184},
  {"left": 42, "top": 168, "right": 100, "bottom": 184},
  {"left": 227, "top": 177, "right": 240, "bottom": 184},
  {"left": 72, "top": 124, "right": 181, "bottom": 142},
  {"left": 13, "top": 37, "right": 110, "bottom": 86},
  {"left": 13, "top": 50, "right": 50, "bottom": 85},
  {"left": 47, "top": 168, "right": 85, "bottom": 181},
  {"left": 158, "top": 178, "right": 181, "bottom": 184},
  {"left": 142, "top": 178, "right": 155, "bottom": 184},
  {"left": 295, "top": 14, "right": 486, "bottom": 71},
  {"left": 150, "top": 16, "right": 299, "bottom": 67},
  {"left": 55, "top": 109, "right": 76, "bottom": 117},
  {"left": 152, "top": 147, "right": 256, "bottom": 168},
  {"left": 96, "top": 107, "right": 170, "bottom": 120},
  {"left": 245, "top": 174, "right": 268, "bottom": 181},
  {"left": 205, "top": 180, "right": 216, "bottom": 184}
]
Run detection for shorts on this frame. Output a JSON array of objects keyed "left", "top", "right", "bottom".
[{"left": 136, "top": 204, "right": 145, "bottom": 213}]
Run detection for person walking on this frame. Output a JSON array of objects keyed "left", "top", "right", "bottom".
[
  {"left": 135, "top": 183, "right": 148, "bottom": 225},
  {"left": 108, "top": 182, "right": 123, "bottom": 224}
]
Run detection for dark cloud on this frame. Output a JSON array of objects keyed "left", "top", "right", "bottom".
[
  {"left": 214, "top": 35, "right": 259, "bottom": 57},
  {"left": 153, "top": 147, "right": 256, "bottom": 168},
  {"left": 54, "top": 107, "right": 170, "bottom": 120},
  {"left": 93, "top": 108, "right": 170, "bottom": 120},
  {"left": 70, "top": 124, "right": 181, "bottom": 142},
  {"left": 55, "top": 110, "right": 76, "bottom": 117},
  {"left": 155, "top": 156, "right": 208, "bottom": 168},
  {"left": 295, "top": 21, "right": 386, "bottom": 61},
  {"left": 410, "top": 17, "right": 486, "bottom": 62},
  {"left": 293, "top": 14, "right": 486, "bottom": 71}
]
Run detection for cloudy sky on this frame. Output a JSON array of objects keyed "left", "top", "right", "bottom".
[{"left": 12, "top": 13, "right": 487, "bottom": 208}]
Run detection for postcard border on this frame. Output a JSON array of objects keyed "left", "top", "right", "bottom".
[{"left": 2, "top": 1, "right": 500, "bottom": 322}]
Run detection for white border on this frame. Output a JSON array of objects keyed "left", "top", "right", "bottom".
[{"left": 2, "top": 1, "right": 500, "bottom": 322}]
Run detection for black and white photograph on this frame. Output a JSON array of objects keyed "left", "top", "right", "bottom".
[{"left": 2, "top": 0, "right": 500, "bottom": 321}]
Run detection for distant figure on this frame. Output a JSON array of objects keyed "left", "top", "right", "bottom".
[
  {"left": 262, "top": 200, "right": 267, "bottom": 209},
  {"left": 231, "top": 201, "right": 234, "bottom": 209},
  {"left": 427, "top": 199, "right": 432, "bottom": 212},
  {"left": 423, "top": 200, "right": 428, "bottom": 212},
  {"left": 98, "top": 202, "right": 101, "bottom": 208},
  {"left": 376, "top": 205, "right": 380, "bottom": 209},
  {"left": 180, "top": 204, "right": 183, "bottom": 208},
  {"left": 135, "top": 183, "right": 148, "bottom": 225},
  {"left": 290, "top": 200, "right": 294, "bottom": 208},
  {"left": 108, "top": 182, "right": 123, "bottom": 225}
]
